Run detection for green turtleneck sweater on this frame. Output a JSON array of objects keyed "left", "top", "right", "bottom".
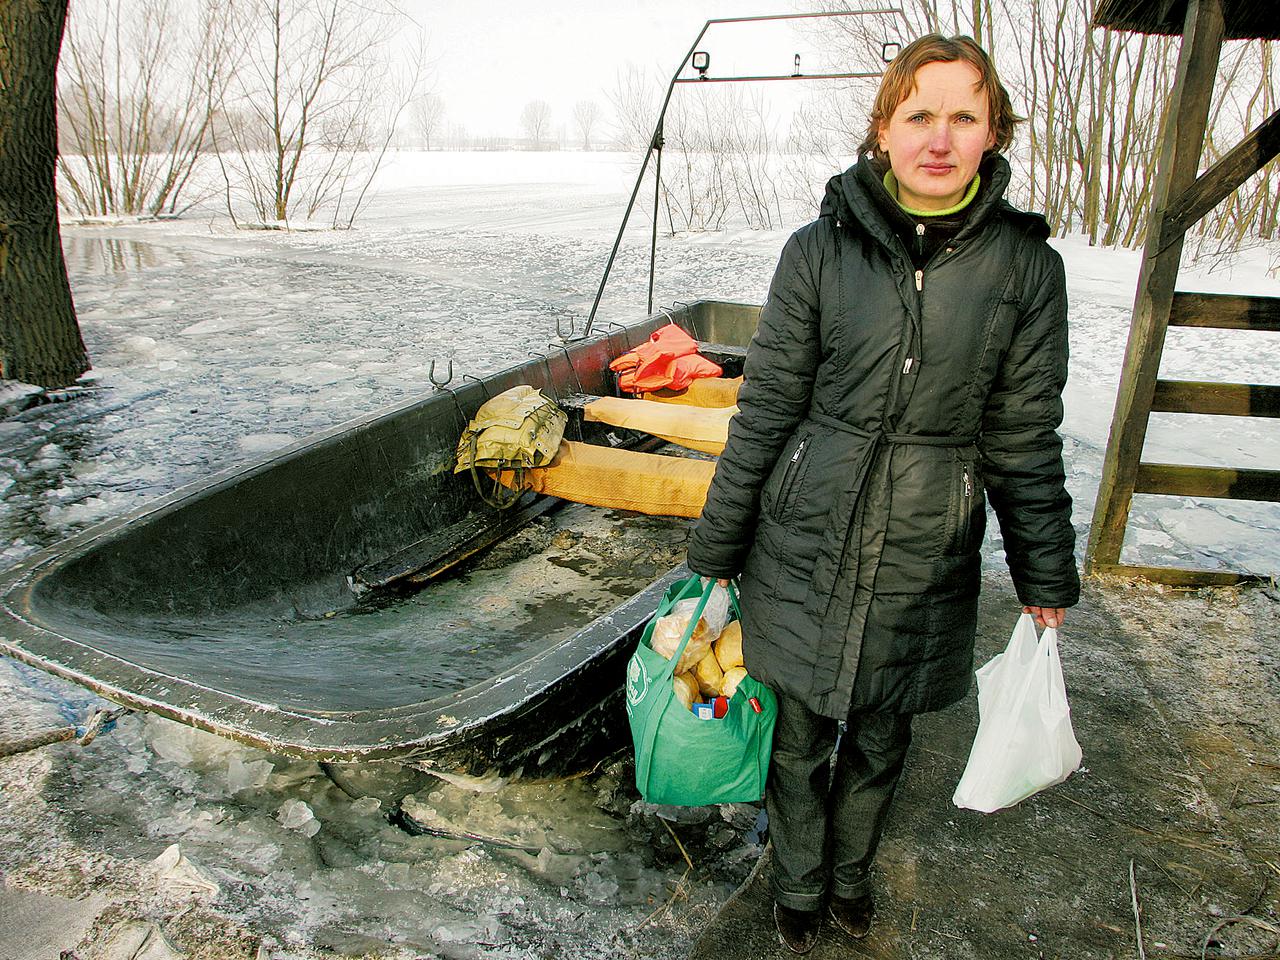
[
  {"left": 884, "top": 170, "right": 981, "bottom": 218},
  {"left": 862, "top": 163, "right": 984, "bottom": 269}
]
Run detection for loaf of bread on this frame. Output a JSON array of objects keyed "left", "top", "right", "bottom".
[
  {"left": 713, "top": 620, "right": 743, "bottom": 671},
  {"left": 694, "top": 651, "right": 724, "bottom": 698},
  {"left": 673, "top": 672, "right": 699, "bottom": 710},
  {"left": 720, "top": 666, "right": 748, "bottom": 700}
]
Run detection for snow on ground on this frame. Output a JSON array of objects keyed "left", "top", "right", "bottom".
[{"left": 1, "top": 151, "right": 1279, "bottom": 958}]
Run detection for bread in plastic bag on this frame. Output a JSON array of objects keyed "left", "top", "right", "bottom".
[
  {"left": 720, "top": 666, "right": 748, "bottom": 700},
  {"left": 649, "top": 584, "right": 731, "bottom": 674},
  {"left": 672, "top": 673, "right": 698, "bottom": 711},
  {"left": 694, "top": 651, "right": 724, "bottom": 698},
  {"left": 713, "top": 620, "right": 743, "bottom": 671}
]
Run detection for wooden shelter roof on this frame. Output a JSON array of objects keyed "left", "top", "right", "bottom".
[{"left": 1093, "top": 0, "right": 1280, "bottom": 40}]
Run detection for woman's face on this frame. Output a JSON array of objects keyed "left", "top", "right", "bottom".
[{"left": 876, "top": 59, "right": 996, "bottom": 211}]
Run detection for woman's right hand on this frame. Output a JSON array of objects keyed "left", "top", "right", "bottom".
[{"left": 1023, "top": 605, "right": 1066, "bottom": 628}]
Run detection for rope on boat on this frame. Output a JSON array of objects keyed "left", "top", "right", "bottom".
[{"left": 0, "top": 705, "right": 130, "bottom": 760}]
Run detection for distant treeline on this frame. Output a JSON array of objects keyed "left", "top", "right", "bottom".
[{"left": 55, "top": 0, "right": 1278, "bottom": 250}]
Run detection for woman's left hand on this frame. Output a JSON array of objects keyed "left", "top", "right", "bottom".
[{"left": 1023, "top": 606, "right": 1066, "bottom": 629}]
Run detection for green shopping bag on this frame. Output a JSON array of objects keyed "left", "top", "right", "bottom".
[{"left": 625, "top": 575, "right": 777, "bottom": 806}]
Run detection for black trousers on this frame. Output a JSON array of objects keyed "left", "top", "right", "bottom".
[{"left": 767, "top": 691, "right": 914, "bottom": 910}]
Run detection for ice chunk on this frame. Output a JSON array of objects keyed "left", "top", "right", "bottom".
[
  {"left": 144, "top": 717, "right": 242, "bottom": 773},
  {"left": 99, "top": 920, "right": 185, "bottom": 960},
  {"left": 0, "top": 380, "right": 43, "bottom": 416},
  {"left": 33, "top": 443, "right": 65, "bottom": 466},
  {"left": 226, "top": 756, "right": 274, "bottom": 794},
  {"left": 579, "top": 871, "right": 619, "bottom": 904},
  {"left": 431, "top": 916, "right": 507, "bottom": 944},
  {"left": 150, "top": 843, "right": 220, "bottom": 898},
  {"left": 276, "top": 799, "right": 321, "bottom": 837},
  {"left": 179, "top": 316, "right": 239, "bottom": 336},
  {"left": 121, "top": 335, "right": 159, "bottom": 359},
  {"left": 425, "top": 767, "right": 511, "bottom": 793}
]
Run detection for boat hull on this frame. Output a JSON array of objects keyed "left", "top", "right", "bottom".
[{"left": 0, "top": 300, "right": 761, "bottom": 775}]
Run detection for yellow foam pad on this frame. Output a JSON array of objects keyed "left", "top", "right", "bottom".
[
  {"left": 643, "top": 376, "right": 742, "bottom": 409},
  {"left": 495, "top": 440, "right": 715, "bottom": 519},
  {"left": 583, "top": 396, "right": 735, "bottom": 455}
]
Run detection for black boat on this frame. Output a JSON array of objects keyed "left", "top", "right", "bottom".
[{"left": 0, "top": 300, "right": 759, "bottom": 776}]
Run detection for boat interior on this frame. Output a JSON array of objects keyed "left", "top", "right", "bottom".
[{"left": 1, "top": 301, "right": 761, "bottom": 752}]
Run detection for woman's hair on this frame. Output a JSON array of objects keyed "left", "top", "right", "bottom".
[{"left": 858, "top": 34, "right": 1021, "bottom": 161}]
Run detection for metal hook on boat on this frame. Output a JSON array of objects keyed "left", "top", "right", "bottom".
[
  {"left": 540, "top": 343, "right": 585, "bottom": 441},
  {"left": 600, "top": 320, "right": 630, "bottom": 365},
  {"left": 529, "top": 350, "right": 559, "bottom": 400},
  {"left": 439, "top": 384, "right": 468, "bottom": 429},
  {"left": 546, "top": 341, "right": 586, "bottom": 398},
  {"left": 462, "top": 373, "right": 491, "bottom": 401},
  {"left": 670, "top": 300, "right": 700, "bottom": 330},
  {"left": 655, "top": 306, "right": 678, "bottom": 328},
  {"left": 556, "top": 315, "right": 582, "bottom": 342},
  {"left": 428, "top": 358, "right": 454, "bottom": 389}
]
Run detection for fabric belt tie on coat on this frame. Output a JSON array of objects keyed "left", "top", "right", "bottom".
[{"left": 803, "top": 412, "right": 978, "bottom": 696}]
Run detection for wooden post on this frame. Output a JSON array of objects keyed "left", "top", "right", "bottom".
[{"left": 1084, "top": 0, "right": 1226, "bottom": 573}]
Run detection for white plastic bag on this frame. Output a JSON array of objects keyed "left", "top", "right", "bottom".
[{"left": 952, "top": 613, "right": 1082, "bottom": 813}]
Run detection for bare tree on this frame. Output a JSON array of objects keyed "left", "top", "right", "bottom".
[
  {"left": 609, "top": 63, "right": 657, "bottom": 151},
  {"left": 0, "top": 0, "right": 89, "bottom": 388},
  {"left": 520, "top": 100, "right": 552, "bottom": 149},
  {"left": 572, "top": 100, "right": 602, "bottom": 151},
  {"left": 446, "top": 120, "right": 469, "bottom": 150},
  {"left": 724, "top": 90, "right": 786, "bottom": 229},
  {"left": 56, "top": 0, "right": 232, "bottom": 219},
  {"left": 412, "top": 93, "right": 444, "bottom": 150},
  {"left": 213, "top": 0, "right": 426, "bottom": 226}
]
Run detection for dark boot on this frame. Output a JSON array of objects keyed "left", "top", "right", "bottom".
[
  {"left": 774, "top": 902, "right": 821, "bottom": 954},
  {"left": 827, "top": 892, "right": 874, "bottom": 939}
]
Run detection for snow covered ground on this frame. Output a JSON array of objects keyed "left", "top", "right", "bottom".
[{"left": 1, "top": 150, "right": 1278, "bottom": 959}]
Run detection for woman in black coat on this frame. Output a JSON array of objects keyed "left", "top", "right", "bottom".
[{"left": 686, "top": 34, "right": 1079, "bottom": 953}]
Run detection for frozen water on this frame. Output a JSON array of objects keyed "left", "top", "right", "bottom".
[
  {"left": 228, "top": 756, "right": 276, "bottom": 794},
  {"left": 276, "top": 799, "right": 322, "bottom": 837},
  {"left": 151, "top": 842, "right": 222, "bottom": 897},
  {"left": 1, "top": 150, "right": 1279, "bottom": 957}
]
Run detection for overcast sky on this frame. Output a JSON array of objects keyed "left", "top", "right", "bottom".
[{"left": 411, "top": 0, "right": 877, "bottom": 140}]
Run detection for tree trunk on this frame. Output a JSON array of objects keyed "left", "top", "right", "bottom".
[{"left": 0, "top": 0, "right": 88, "bottom": 388}]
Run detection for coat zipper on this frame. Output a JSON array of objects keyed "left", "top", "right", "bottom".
[
  {"left": 902, "top": 231, "right": 962, "bottom": 380},
  {"left": 902, "top": 268, "right": 924, "bottom": 375},
  {"left": 778, "top": 437, "right": 807, "bottom": 518},
  {"left": 956, "top": 467, "right": 974, "bottom": 549}
]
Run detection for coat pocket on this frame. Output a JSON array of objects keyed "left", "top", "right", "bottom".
[
  {"left": 762, "top": 432, "right": 810, "bottom": 521},
  {"left": 776, "top": 437, "right": 812, "bottom": 525},
  {"left": 943, "top": 454, "right": 985, "bottom": 556}
]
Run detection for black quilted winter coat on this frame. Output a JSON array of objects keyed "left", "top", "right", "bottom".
[{"left": 686, "top": 154, "right": 1080, "bottom": 718}]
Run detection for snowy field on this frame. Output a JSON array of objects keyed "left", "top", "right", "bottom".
[{"left": 2, "top": 150, "right": 1279, "bottom": 958}]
